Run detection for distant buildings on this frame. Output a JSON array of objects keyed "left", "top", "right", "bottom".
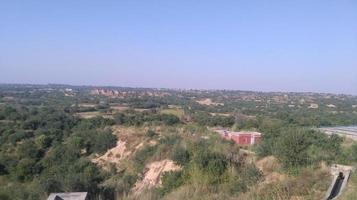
[
  {"left": 327, "top": 104, "right": 336, "bottom": 108},
  {"left": 309, "top": 103, "right": 319, "bottom": 109},
  {"left": 47, "top": 192, "right": 88, "bottom": 200},
  {"left": 215, "top": 130, "right": 261, "bottom": 145}
]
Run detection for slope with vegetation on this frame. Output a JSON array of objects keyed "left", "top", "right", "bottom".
[{"left": 1, "top": 84, "right": 357, "bottom": 200}]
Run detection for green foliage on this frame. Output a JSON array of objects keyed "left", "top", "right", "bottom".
[
  {"left": 1, "top": 85, "right": 357, "bottom": 199},
  {"left": 133, "top": 145, "right": 158, "bottom": 172},
  {"left": 145, "top": 129, "right": 157, "bottom": 138},
  {"left": 17, "top": 140, "right": 41, "bottom": 160},
  {"left": 117, "top": 174, "right": 137, "bottom": 194},
  {"left": 157, "top": 171, "right": 184, "bottom": 196},
  {"left": 171, "top": 145, "right": 190, "bottom": 166},
  {"left": 114, "top": 111, "right": 180, "bottom": 126},
  {"left": 258, "top": 127, "right": 344, "bottom": 171},
  {"left": 0, "top": 102, "right": 117, "bottom": 199},
  {"left": 159, "top": 135, "right": 180, "bottom": 146},
  {"left": 92, "top": 131, "right": 117, "bottom": 153},
  {"left": 240, "top": 164, "right": 264, "bottom": 185},
  {"left": 193, "top": 112, "right": 235, "bottom": 127},
  {"left": 8, "top": 130, "right": 31, "bottom": 145},
  {"left": 69, "top": 121, "right": 117, "bottom": 154},
  {"left": 160, "top": 114, "right": 181, "bottom": 125},
  {"left": 234, "top": 119, "right": 259, "bottom": 130},
  {"left": 225, "top": 179, "right": 248, "bottom": 195},
  {"left": 193, "top": 150, "right": 228, "bottom": 184},
  {"left": 276, "top": 128, "right": 310, "bottom": 168},
  {"left": 11, "top": 158, "right": 38, "bottom": 181},
  {"left": 351, "top": 144, "right": 357, "bottom": 162}
]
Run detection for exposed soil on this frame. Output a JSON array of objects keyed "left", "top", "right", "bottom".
[
  {"left": 196, "top": 98, "right": 224, "bottom": 106},
  {"left": 132, "top": 159, "right": 181, "bottom": 194},
  {"left": 256, "top": 156, "right": 287, "bottom": 184},
  {"left": 92, "top": 126, "right": 149, "bottom": 170},
  {"left": 92, "top": 140, "right": 131, "bottom": 171}
]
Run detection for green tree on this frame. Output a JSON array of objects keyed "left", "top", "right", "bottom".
[{"left": 276, "top": 128, "right": 310, "bottom": 169}]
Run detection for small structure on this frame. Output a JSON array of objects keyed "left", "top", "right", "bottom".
[
  {"left": 215, "top": 130, "right": 261, "bottom": 145},
  {"left": 47, "top": 192, "right": 88, "bottom": 200},
  {"left": 309, "top": 103, "right": 319, "bottom": 109},
  {"left": 324, "top": 164, "right": 354, "bottom": 200}
]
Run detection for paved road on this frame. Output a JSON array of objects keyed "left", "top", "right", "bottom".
[{"left": 319, "top": 126, "right": 357, "bottom": 140}]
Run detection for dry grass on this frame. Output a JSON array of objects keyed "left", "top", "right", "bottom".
[
  {"left": 163, "top": 185, "right": 235, "bottom": 200},
  {"left": 76, "top": 111, "right": 101, "bottom": 118},
  {"left": 94, "top": 125, "right": 333, "bottom": 200},
  {"left": 92, "top": 140, "right": 132, "bottom": 171},
  {"left": 132, "top": 159, "right": 181, "bottom": 194},
  {"left": 196, "top": 98, "right": 224, "bottom": 106},
  {"left": 78, "top": 103, "right": 97, "bottom": 107},
  {"left": 341, "top": 138, "right": 356, "bottom": 148},
  {"left": 160, "top": 108, "right": 184, "bottom": 118},
  {"left": 75, "top": 111, "right": 113, "bottom": 119},
  {"left": 111, "top": 105, "right": 130, "bottom": 111},
  {"left": 238, "top": 163, "right": 331, "bottom": 200},
  {"left": 92, "top": 126, "right": 156, "bottom": 172},
  {"left": 210, "top": 112, "right": 231, "bottom": 117}
]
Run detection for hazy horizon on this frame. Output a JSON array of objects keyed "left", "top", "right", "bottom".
[
  {"left": 2, "top": 82, "right": 357, "bottom": 97},
  {"left": 1, "top": 1, "right": 356, "bottom": 95}
]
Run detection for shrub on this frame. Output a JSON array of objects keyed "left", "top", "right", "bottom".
[
  {"left": 159, "top": 135, "right": 180, "bottom": 146},
  {"left": 226, "top": 179, "right": 247, "bottom": 195},
  {"left": 276, "top": 128, "right": 310, "bottom": 168},
  {"left": 157, "top": 171, "right": 184, "bottom": 196},
  {"left": 133, "top": 145, "right": 158, "bottom": 172},
  {"left": 160, "top": 114, "right": 180, "bottom": 125},
  {"left": 193, "top": 150, "right": 228, "bottom": 184},
  {"left": 145, "top": 130, "right": 157, "bottom": 138},
  {"left": 92, "top": 130, "right": 116, "bottom": 154},
  {"left": 171, "top": 145, "right": 190, "bottom": 166}
]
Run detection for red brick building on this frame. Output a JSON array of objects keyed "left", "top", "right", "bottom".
[{"left": 215, "top": 130, "right": 261, "bottom": 145}]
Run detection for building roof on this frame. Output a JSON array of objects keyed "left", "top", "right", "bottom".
[
  {"left": 230, "top": 131, "right": 261, "bottom": 136},
  {"left": 47, "top": 192, "right": 88, "bottom": 200},
  {"left": 215, "top": 129, "right": 261, "bottom": 136}
]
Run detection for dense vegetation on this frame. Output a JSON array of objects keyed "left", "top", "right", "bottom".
[
  {"left": 0, "top": 106, "right": 116, "bottom": 199},
  {"left": 1, "top": 84, "right": 357, "bottom": 200}
]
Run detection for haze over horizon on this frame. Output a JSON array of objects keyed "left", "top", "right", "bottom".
[{"left": 1, "top": 1, "right": 356, "bottom": 95}]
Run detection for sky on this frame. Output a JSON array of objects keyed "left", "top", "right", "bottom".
[{"left": 0, "top": 0, "right": 356, "bottom": 95}]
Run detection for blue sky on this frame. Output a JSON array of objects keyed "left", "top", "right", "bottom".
[{"left": 0, "top": 0, "right": 356, "bottom": 94}]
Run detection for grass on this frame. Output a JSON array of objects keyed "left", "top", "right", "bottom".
[
  {"left": 78, "top": 103, "right": 97, "bottom": 107},
  {"left": 76, "top": 111, "right": 113, "bottom": 119},
  {"left": 160, "top": 108, "right": 184, "bottom": 118}
]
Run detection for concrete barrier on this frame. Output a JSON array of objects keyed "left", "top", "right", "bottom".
[{"left": 323, "top": 164, "right": 353, "bottom": 200}]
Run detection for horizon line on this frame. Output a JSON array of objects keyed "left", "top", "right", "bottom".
[{"left": 0, "top": 82, "right": 355, "bottom": 97}]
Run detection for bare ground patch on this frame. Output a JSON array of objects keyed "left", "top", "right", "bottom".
[{"left": 132, "top": 159, "right": 181, "bottom": 195}]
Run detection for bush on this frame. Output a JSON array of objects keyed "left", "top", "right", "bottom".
[
  {"left": 276, "top": 128, "right": 310, "bottom": 168},
  {"left": 157, "top": 171, "right": 184, "bottom": 196},
  {"left": 226, "top": 179, "right": 247, "bottom": 195},
  {"left": 11, "top": 158, "right": 38, "bottom": 181},
  {"left": 193, "top": 150, "right": 228, "bottom": 184},
  {"left": 145, "top": 130, "right": 157, "bottom": 138},
  {"left": 114, "top": 112, "right": 180, "bottom": 126},
  {"left": 133, "top": 145, "right": 157, "bottom": 172},
  {"left": 171, "top": 145, "right": 190, "bottom": 166},
  {"left": 159, "top": 135, "right": 180, "bottom": 146},
  {"left": 193, "top": 112, "right": 235, "bottom": 127},
  {"left": 92, "top": 130, "right": 117, "bottom": 154},
  {"left": 8, "top": 130, "right": 31, "bottom": 144},
  {"left": 160, "top": 114, "right": 180, "bottom": 125}
]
